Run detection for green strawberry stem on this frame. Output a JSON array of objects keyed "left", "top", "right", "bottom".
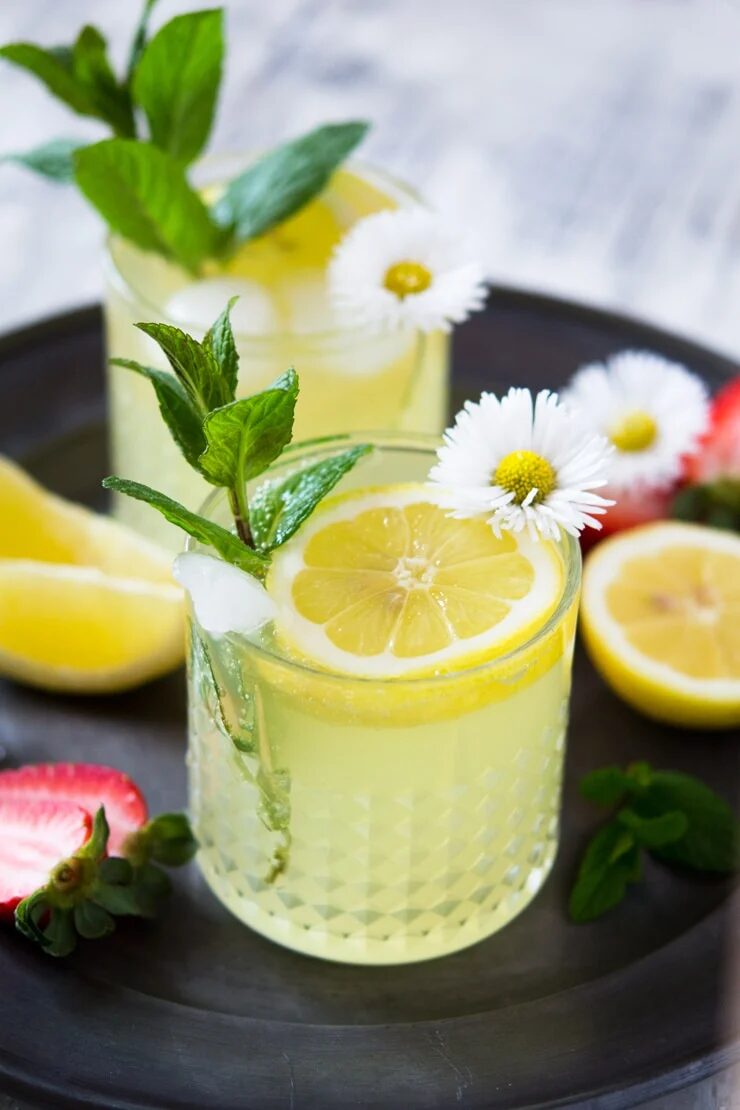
[{"left": 14, "top": 806, "right": 197, "bottom": 958}]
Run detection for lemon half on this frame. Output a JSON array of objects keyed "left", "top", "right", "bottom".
[
  {"left": 268, "top": 484, "right": 563, "bottom": 679},
  {"left": 581, "top": 522, "right": 740, "bottom": 728}
]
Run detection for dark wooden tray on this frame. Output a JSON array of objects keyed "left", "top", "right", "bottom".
[{"left": 0, "top": 290, "right": 738, "bottom": 1110}]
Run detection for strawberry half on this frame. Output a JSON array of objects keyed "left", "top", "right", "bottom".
[
  {"left": 684, "top": 376, "right": 740, "bottom": 484},
  {"left": 0, "top": 764, "right": 147, "bottom": 855},
  {"left": 0, "top": 796, "right": 91, "bottom": 918}
]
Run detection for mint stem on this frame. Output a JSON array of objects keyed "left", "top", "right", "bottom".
[{"left": 229, "top": 487, "right": 253, "bottom": 547}]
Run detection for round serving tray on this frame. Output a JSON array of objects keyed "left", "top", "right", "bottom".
[{"left": 0, "top": 288, "right": 738, "bottom": 1110}]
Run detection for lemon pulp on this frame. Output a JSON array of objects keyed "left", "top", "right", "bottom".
[{"left": 581, "top": 522, "right": 740, "bottom": 727}]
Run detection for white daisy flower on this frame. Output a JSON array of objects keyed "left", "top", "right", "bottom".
[
  {"left": 561, "top": 350, "right": 709, "bottom": 492},
  {"left": 428, "top": 388, "right": 613, "bottom": 541},
  {"left": 328, "top": 208, "right": 487, "bottom": 333}
]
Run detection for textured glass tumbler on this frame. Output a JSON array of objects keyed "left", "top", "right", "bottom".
[
  {"left": 103, "top": 160, "right": 450, "bottom": 547},
  {"left": 186, "top": 436, "right": 581, "bottom": 965}
]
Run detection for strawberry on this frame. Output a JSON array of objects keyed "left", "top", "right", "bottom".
[
  {"left": 0, "top": 762, "right": 197, "bottom": 957},
  {"left": 0, "top": 797, "right": 91, "bottom": 918},
  {"left": 580, "top": 483, "right": 675, "bottom": 551},
  {"left": 0, "top": 763, "right": 147, "bottom": 855},
  {"left": 684, "top": 376, "right": 740, "bottom": 484}
]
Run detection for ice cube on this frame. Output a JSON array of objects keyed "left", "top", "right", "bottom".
[
  {"left": 166, "top": 277, "right": 278, "bottom": 335},
  {"left": 173, "top": 552, "right": 276, "bottom": 636},
  {"left": 277, "top": 269, "right": 340, "bottom": 335}
]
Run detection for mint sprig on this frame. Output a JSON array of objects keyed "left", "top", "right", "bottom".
[
  {"left": 106, "top": 300, "right": 370, "bottom": 577},
  {"left": 570, "top": 761, "right": 739, "bottom": 922},
  {"left": 2, "top": 2, "right": 370, "bottom": 270},
  {"left": 14, "top": 807, "right": 196, "bottom": 957}
]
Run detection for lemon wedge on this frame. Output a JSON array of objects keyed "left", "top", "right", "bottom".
[
  {"left": 268, "top": 484, "right": 563, "bottom": 678},
  {"left": 0, "top": 456, "right": 183, "bottom": 693},
  {"left": 580, "top": 522, "right": 740, "bottom": 728}
]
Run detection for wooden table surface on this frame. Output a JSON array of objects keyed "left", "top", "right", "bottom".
[{"left": 0, "top": 2, "right": 739, "bottom": 1107}]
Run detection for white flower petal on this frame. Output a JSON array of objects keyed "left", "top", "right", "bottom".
[
  {"left": 428, "top": 386, "right": 613, "bottom": 540},
  {"left": 328, "top": 208, "right": 487, "bottom": 333},
  {"left": 562, "top": 350, "right": 710, "bottom": 492},
  {"left": 173, "top": 553, "right": 276, "bottom": 637}
]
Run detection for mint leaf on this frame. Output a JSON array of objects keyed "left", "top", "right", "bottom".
[
  {"left": 111, "top": 358, "right": 206, "bottom": 469},
  {"left": 617, "top": 807, "right": 688, "bottom": 849},
  {"left": 132, "top": 9, "right": 224, "bottom": 165},
  {"left": 199, "top": 369, "right": 299, "bottom": 487},
  {"left": 135, "top": 321, "right": 231, "bottom": 412},
  {"left": 579, "top": 766, "right": 637, "bottom": 807},
  {"left": 203, "top": 297, "right": 239, "bottom": 399},
  {"left": 72, "top": 26, "right": 135, "bottom": 138},
  {"left": 1, "top": 138, "right": 83, "bottom": 182},
  {"left": 569, "top": 821, "right": 642, "bottom": 923},
  {"left": 127, "top": 0, "right": 161, "bottom": 81},
  {"left": 213, "top": 120, "right": 370, "bottom": 247},
  {"left": 633, "top": 771, "right": 739, "bottom": 872},
  {"left": 250, "top": 444, "right": 372, "bottom": 553},
  {"left": 74, "top": 139, "right": 221, "bottom": 272},
  {"left": 102, "top": 476, "right": 269, "bottom": 579},
  {"left": 0, "top": 42, "right": 100, "bottom": 118}
]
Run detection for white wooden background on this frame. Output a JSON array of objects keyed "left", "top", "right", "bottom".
[
  {"left": 0, "top": 3, "right": 739, "bottom": 1107},
  {"left": 4, "top": 0, "right": 740, "bottom": 362}
]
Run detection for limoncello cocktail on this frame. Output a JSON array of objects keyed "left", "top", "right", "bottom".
[
  {"left": 105, "top": 164, "right": 450, "bottom": 546},
  {"left": 186, "top": 435, "right": 581, "bottom": 965}
]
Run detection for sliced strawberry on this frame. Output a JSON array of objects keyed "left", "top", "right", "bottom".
[
  {"left": 684, "top": 376, "right": 740, "bottom": 484},
  {"left": 0, "top": 764, "right": 147, "bottom": 856},
  {"left": 0, "top": 796, "right": 91, "bottom": 918},
  {"left": 581, "top": 483, "right": 675, "bottom": 550}
]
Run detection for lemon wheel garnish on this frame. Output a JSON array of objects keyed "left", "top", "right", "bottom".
[
  {"left": 580, "top": 522, "right": 740, "bottom": 728},
  {"left": 268, "top": 484, "right": 563, "bottom": 679},
  {"left": 0, "top": 456, "right": 183, "bottom": 693}
]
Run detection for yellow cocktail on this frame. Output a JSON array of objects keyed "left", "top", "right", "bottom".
[
  {"left": 104, "top": 165, "right": 450, "bottom": 546},
  {"left": 186, "top": 435, "right": 580, "bottom": 965}
]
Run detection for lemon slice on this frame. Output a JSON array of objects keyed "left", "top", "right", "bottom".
[
  {"left": 0, "top": 455, "right": 173, "bottom": 581},
  {"left": 0, "top": 456, "right": 183, "bottom": 693},
  {"left": 268, "top": 484, "right": 563, "bottom": 678},
  {"left": 580, "top": 522, "right": 740, "bottom": 728}
]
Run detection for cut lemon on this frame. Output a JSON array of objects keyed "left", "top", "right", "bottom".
[
  {"left": 0, "top": 456, "right": 173, "bottom": 580},
  {"left": 268, "top": 484, "right": 563, "bottom": 678},
  {"left": 580, "top": 522, "right": 740, "bottom": 729},
  {"left": 0, "top": 456, "right": 183, "bottom": 693}
]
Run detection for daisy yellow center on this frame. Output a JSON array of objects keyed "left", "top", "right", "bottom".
[
  {"left": 610, "top": 410, "right": 657, "bottom": 452},
  {"left": 494, "top": 450, "right": 556, "bottom": 504},
  {"left": 383, "top": 260, "right": 432, "bottom": 298}
]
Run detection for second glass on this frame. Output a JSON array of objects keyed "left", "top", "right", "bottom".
[{"left": 104, "top": 162, "right": 450, "bottom": 546}]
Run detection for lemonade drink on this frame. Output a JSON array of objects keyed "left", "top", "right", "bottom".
[
  {"left": 104, "top": 164, "right": 450, "bottom": 546},
  {"left": 187, "top": 436, "right": 580, "bottom": 965}
]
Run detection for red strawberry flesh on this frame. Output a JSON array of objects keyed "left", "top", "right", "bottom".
[
  {"left": 684, "top": 376, "right": 740, "bottom": 484},
  {"left": 0, "top": 797, "right": 91, "bottom": 917},
  {"left": 0, "top": 764, "right": 147, "bottom": 856}
]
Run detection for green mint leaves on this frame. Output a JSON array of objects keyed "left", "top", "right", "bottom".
[
  {"left": 132, "top": 9, "right": 224, "bottom": 165},
  {"left": 212, "top": 120, "right": 370, "bottom": 246},
  {"left": 570, "top": 761, "right": 739, "bottom": 923},
  {"left": 14, "top": 807, "right": 196, "bottom": 958},
  {"left": 1, "top": 138, "right": 82, "bottom": 183},
  {"left": 250, "top": 444, "right": 372, "bottom": 553},
  {"left": 74, "top": 140, "right": 223, "bottom": 273},
  {"left": 2, "top": 4, "right": 370, "bottom": 270},
  {"left": 107, "top": 301, "right": 370, "bottom": 579}
]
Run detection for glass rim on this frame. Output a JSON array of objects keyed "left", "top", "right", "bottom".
[
  {"left": 186, "top": 431, "right": 583, "bottom": 690},
  {"left": 102, "top": 156, "right": 424, "bottom": 347}
]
